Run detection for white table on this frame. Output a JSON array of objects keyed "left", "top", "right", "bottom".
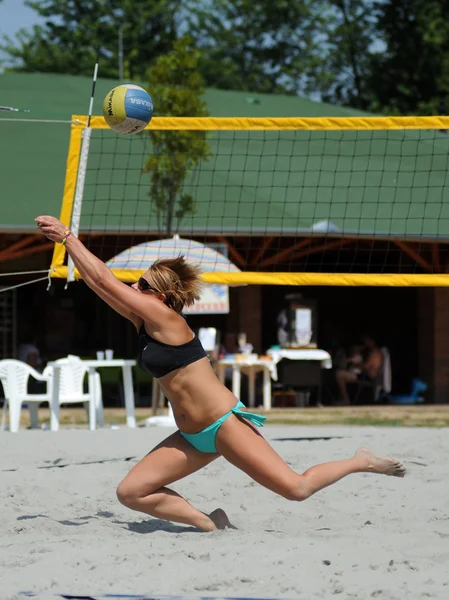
[
  {"left": 216, "top": 358, "right": 275, "bottom": 410},
  {"left": 148, "top": 378, "right": 177, "bottom": 427},
  {"left": 216, "top": 350, "right": 333, "bottom": 411},
  {"left": 267, "top": 348, "right": 332, "bottom": 406},
  {"left": 83, "top": 359, "right": 137, "bottom": 428},
  {"left": 267, "top": 349, "right": 332, "bottom": 376},
  {"left": 151, "top": 377, "right": 166, "bottom": 415}
]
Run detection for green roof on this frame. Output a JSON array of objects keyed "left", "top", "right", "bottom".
[
  {"left": 2, "top": 72, "right": 448, "bottom": 241},
  {"left": 0, "top": 72, "right": 367, "bottom": 233},
  {"left": 82, "top": 127, "right": 449, "bottom": 239}
]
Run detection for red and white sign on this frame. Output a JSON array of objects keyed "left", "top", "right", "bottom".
[{"left": 183, "top": 284, "right": 229, "bottom": 314}]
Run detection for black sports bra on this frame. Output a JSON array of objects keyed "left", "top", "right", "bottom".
[{"left": 138, "top": 325, "right": 208, "bottom": 379}]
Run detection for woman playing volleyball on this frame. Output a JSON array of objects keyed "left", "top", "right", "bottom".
[{"left": 36, "top": 215, "right": 406, "bottom": 532}]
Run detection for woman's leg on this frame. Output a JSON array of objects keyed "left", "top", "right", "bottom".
[
  {"left": 116, "top": 431, "right": 230, "bottom": 531},
  {"left": 216, "top": 417, "right": 405, "bottom": 501},
  {"left": 336, "top": 369, "right": 357, "bottom": 404}
]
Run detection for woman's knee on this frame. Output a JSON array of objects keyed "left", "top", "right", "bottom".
[
  {"left": 116, "top": 479, "right": 135, "bottom": 507},
  {"left": 278, "top": 475, "right": 313, "bottom": 502},
  {"left": 116, "top": 477, "right": 155, "bottom": 508}
]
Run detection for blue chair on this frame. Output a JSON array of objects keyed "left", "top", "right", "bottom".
[{"left": 388, "top": 378, "right": 427, "bottom": 404}]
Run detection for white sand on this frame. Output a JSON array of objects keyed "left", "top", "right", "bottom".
[{"left": 1, "top": 424, "right": 448, "bottom": 600}]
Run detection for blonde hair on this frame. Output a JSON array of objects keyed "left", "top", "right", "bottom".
[{"left": 149, "top": 255, "right": 203, "bottom": 313}]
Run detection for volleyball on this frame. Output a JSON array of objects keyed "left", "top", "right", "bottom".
[{"left": 102, "top": 84, "right": 153, "bottom": 134}]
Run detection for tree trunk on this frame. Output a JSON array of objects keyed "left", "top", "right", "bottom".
[{"left": 166, "top": 185, "right": 176, "bottom": 237}]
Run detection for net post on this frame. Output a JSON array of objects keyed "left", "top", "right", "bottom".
[
  {"left": 67, "top": 62, "right": 98, "bottom": 284},
  {"left": 50, "top": 120, "right": 84, "bottom": 272},
  {"left": 67, "top": 126, "right": 92, "bottom": 283}
]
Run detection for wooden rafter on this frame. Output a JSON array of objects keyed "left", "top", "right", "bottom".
[
  {"left": 0, "top": 234, "right": 98, "bottom": 264},
  {"left": 0, "top": 235, "right": 41, "bottom": 260},
  {"left": 290, "top": 238, "right": 353, "bottom": 261},
  {"left": 0, "top": 241, "right": 56, "bottom": 262},
  {"left": 249, "top": 236, "right": 275, "bottom": 266},
  {"left": 259, "top": 237, "right": 313, "bottom": 267},
  {"left": 216, "top": 235, "right": 247, "bottom": 268},
  {"left": 394, "top": 241, "right": 432, "bottom": 273}
]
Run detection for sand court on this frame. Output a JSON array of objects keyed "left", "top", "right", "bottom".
[{"left": 1, "top": 425, "right": 448, "bottom": 600}]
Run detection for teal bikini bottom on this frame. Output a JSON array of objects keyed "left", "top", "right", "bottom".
[{"left": 180, "top": 401, "right": 267, "bottom": 453}]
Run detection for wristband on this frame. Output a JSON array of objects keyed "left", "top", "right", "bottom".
[{"left": 61, "top": 230, "right": 72, "bottom": 245}]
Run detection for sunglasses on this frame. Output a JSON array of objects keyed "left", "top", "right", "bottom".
[{"left": 138, "top": 277, "right": 159, "bottom": 293}]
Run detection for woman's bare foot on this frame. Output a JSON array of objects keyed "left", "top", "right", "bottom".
[
  {"left": 355, "top": 447, "right": 406, "bottom": 477},
  {"left": 208, "top": 508, "right": 237, "bottom": 530}
]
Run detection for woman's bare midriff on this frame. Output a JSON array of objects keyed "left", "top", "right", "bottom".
[{"left": 157, "top": 357, "right": 239, "bottom": 434}]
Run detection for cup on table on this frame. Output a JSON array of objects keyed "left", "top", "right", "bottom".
[
  {"left": 96, "top": 350, "right": 105, "bottom": 360},
  {"left": 105, "top": 349, "right": 114, "bottom": 360}
]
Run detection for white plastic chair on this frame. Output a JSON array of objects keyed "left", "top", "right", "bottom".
[
  {"left": 43, "top": 355, "right": 104, "bottom": 430},
  {"left": 0, "top": 359, "right": 52, "bottom": 433},
  {"left": 0, "top": 356, "right": 104, "bottom": 432}
]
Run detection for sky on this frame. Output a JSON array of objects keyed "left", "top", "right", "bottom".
[
  {"left": 0, "top": 0, "right": 43, "bottom": 38},
  {"left": 0, "top": 0, "right": 44, "bottom": 66}
]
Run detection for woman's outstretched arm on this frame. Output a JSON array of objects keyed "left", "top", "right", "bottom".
[
  {"left": 36, "top": 215, "right": 118, "bottom": 289},
  {"left": 35, "top": 215, "right": 171, "bottom": 327}
]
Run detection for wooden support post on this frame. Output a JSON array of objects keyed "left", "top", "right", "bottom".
[{"left": 394, "top": 241, "right": 432, "bottom": 273}]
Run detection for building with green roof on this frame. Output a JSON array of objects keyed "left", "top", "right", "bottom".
[
  {"left": 1, "top": 73, "right": 449, "bottom": 405},
  {"left": 0, "top": 72, "right": 367, "bottom": 234}
]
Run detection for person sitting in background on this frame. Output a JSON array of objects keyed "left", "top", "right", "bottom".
[
  {"left": 335, "top": 334, "right": 383, "bottom": 405},
  {"left": 345, "top": 343, "right": 364, "bottom": 373},
  {"left": 18, "top": 334, "right": 45, "bottom": 394},
  {"left": 18, "top": 338, "right": 42, "bottom": 371},
  {"left": 218, "top": 332, "right": 239, "bottom": 358}
]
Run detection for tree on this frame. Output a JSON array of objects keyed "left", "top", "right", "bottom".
[
  {"left": 311, "top": 0, "right": 377, "bottom": 110},
  {"left": 367, "top": 0, "right": 449, "bottom": 115},
  {"left": 188, "top": 0, "right": 327, "bottom": 95},
  {"left": 142, "top": 36, "right": 210, "bottom": 236},
  {"left": 0, "top": 0, "right": 181, "bottom": 78}
]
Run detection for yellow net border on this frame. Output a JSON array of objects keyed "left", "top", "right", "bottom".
[
  {"left": 49, "top": 266, "right": 449, "bottom": 287},
  {"left": 50, "top": 115, "right": 449, "bottom": 286},
  {"left": 74, "top": 115, "right": 449, "bottom": 131}
]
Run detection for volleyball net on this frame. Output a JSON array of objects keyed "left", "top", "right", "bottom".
[{"left": 51, "top": 116, "right": 449, "bottom": 286}]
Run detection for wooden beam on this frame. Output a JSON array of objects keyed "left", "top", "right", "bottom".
[
  {"left": 2, "top": 242, "right": 56, "bottom": 262},
  {"left": 290, "top": 238, "right": 353, "bottom": 260},
  {"left": 216, "top": 236, "right": 247, "bottom": 268},
  {"left": 432, "top": 243, "right": 442, "bottom": 273},
  {"left": 394, "top": 241, "right": 432, "bottom": 273},
  {"left": 0, "top": 235, "right": 40, "bottom": 260},
  {"left": 0, "top": 234, "right": 93, "bottom": 263},
  {"left": 259, "top": 238, "right": 313, "bottom": 267},
  {"left": 249, "top": 236, "right": 275, "bottom": 266}
]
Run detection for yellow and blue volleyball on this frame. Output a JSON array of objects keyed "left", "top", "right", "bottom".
[{"left": 102, "top": 84, "right": 153, "bottom": 134}]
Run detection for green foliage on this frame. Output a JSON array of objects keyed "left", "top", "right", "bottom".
[
  {"left": 312, "top": 1, "right": 377, "bottom": 110},
  {"left": 3, "top": 0, "right": 449, "bottom": 116},
  {"left": 188, "top": 0, "right": 327, "bottom": 95},
  {"left": 142, "top": 36, "right": 210, "bottom": 236},
  {"left": 367, "top": 0, "right": 449, "bottom": 115},
  {"left": 0, "top": 0, "right": 179, "bottom": 78}
]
